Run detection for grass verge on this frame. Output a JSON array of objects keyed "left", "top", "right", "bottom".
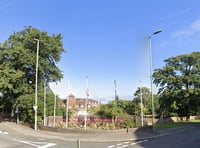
[{"left": 155, "top": 119, "right": 200, "bottom": 130}]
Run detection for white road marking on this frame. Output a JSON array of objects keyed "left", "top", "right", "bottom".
[
  {"left": 117, "top": 143, "right": 123, "bottom": 146},
  {"left": 120, "top": 144, "right": 129, "bottom": 148},
  {"left": 0, "top": 130, "right": 9, "bottom": 135},
  {"left": 38, "top": 143, "right": 56, "bottom": 148},
  {"left": 130, "top": 142, "right": 137, "bottom": 145},
  {"left": 130, "top": 140, "right": 148, "bottom": 145},
  {"left": 13, "top": 139, "right": 56, "bottom": 148},
  {"left": 108, "top": 139, "right": 148, "bottom": 148},
  {"left": 108, "top": 145, "right": 115, "bottom": 148}
]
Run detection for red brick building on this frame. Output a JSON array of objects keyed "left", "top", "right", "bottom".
[{"left": 62, "top": 94, "right": 100, "bottom": 116}]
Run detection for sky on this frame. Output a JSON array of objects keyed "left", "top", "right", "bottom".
[{"left": 0, "top": 0, "right": 200, "bottom": 103}]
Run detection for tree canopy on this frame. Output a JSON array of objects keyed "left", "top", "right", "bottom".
[
  {"left": 133, "top": 86, "right": 159, "bottom": 116},
  {"left": 0, "top": 27, "right": 65, "bottom": 119},
  {"left": 153, "top": 52, "right": 200, "bottom": 117}
]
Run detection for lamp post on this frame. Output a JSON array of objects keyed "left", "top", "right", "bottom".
[
  {"left": 84, "top": 76, "right": 89, "bottom": 131},
  {"left": 44, "top": 79, "right": 46, "bottom": 126},
  {"left": 33, "top": 38, "right": 39, "bottom": 131},
  {"left": 114, "top": 80, "right": 117, "bottom": 101},
  {"left": 66, "top": 80, "right": 70, "bottom": 129},
  {"left": 149, "top": 30, "right": 161, "bottom": 128},
  {"left": 53, "top": 92, "right": 56, "bottom": 127},
  {"left": 53, "top": 83, "right": 57, "bottom": 127},
  {"left": 140, "top": 81, "right": 143, "bottom": 127},
  {"left": 66, "top": 95, "right": 69, "bottom": 128}
]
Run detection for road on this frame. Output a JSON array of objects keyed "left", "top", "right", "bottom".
[
  {"left": 134, "top": 124, "right": 200, "bottom": 148},
  {"left": 104, "top": 124, "right": 200, "bottom": 148},
  {"left": 1, "top": 123, "right": 145, "bottom": 148},
  {"left": 0, "top": 121, "right": 200, "bottom": 148},
  {"left": 0, "top": 123, "right": 56, "bottom": 148}
]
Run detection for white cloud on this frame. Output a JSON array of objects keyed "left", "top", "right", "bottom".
[
  {"left": 191, "top": 19, "right": 200, "bottom": 31},
  {"left": 172, "top": 18, "right": 200, "bottom": 38}
]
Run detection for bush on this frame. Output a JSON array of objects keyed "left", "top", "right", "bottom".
[{"left": 120, "top": 117, "right": 134, "bottom": 128}]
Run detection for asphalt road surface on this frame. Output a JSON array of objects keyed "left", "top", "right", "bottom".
[
  {"left": 0, "top": 122, "right": 200, "bottom": 148},
  {"left": 105, "top": 124, "right": 200, "bottom": 148},
  {"left": 135, "top": 124, "right": 200, "bottom": 148}
]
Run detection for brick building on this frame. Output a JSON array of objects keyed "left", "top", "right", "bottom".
[{"left": 62, "top": 94, "right": 100, "bottom": 116}]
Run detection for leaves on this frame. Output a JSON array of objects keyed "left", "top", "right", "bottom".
[
  {"left": 0, "top": 26, "right": 65, "bottom": 122},
  {"left": 153, "top": 52, "right": 200, "bottom": 117}
]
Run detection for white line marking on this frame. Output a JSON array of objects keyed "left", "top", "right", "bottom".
[
  {"left": 117, "top": 143, "right": 123, "bottom": 146},
  {"left": 130, "top": 142, "right": 136, "bottom": 145},
  {"left": 121, "top": 144, "right": 129, "bottom": 148},
  {"left": 38, "top": 143, "right": 56, "bottom": 148},
  {"left": 3, "top": 132, "right": 8, "bottom": 134},
  {"left": 0, "top": 130, "right": 9, "bottom": 135},
  {"left": 108, "top": 139, "right": 149, "bottom": 148},
  {"left": 13, "top": 139, "right": 56, "bottom": 148}
]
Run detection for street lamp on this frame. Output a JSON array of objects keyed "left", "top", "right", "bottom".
[
  {"left": 114, "top": 80, "right": 117, "bottom": 101},
  {"left": 66, "top": 80, "right": 71, "bottom": 129},
  {"left": 53, "top": 83, "right": 57, "bottom": 127},
  {"left": 84, "top": 76, "right": 89, "bottom": 131},
  {"left": 149, "top": 30, "right": 161, "bottom": 128},
  {"left": 34, "top": 38, "right": 39, "bottom": 131},
  {"left": 149, "top": 30, "right": 162, "bottom": 127},
  {"left": 139, "top": 81, "right": 143, "bottom": 127},
  {"left": 44, "top": 79, "right": 46, "bottom": 126},
  {"left": 53, "top": 92, "right": 56, "bottom": 127}
]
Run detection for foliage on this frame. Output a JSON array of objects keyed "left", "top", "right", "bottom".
[
  {"left": 0, "top": 26, "right": 65, "bottom": 123},
  {"left": 153, "top": 52, "right": 200, "bottom": 117},
  {"left": 134, "top": 87, "right": 151, "bottom": 115},
  {"left": 96, "top": 100, "right": 127, "bottom": 123},
  {"left": 117, "top": 100, "right": 134, "bottom": 115},
  {"left": 120, "top": 116, "right": 135, "bottom": 128},
  {"left": 133, "top": 86, "right": 159, "bottom": 116},
  {"left": 14, "top": 89, "right": 63, "bottom": 123}
]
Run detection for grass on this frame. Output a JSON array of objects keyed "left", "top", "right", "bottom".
[
  {"left": 154, "top": 119, "right": 200, "bottom": 130},
  {"left": 189, "top": 119, "right": 200, "bottom": 123}
]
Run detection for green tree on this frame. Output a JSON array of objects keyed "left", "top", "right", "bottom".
[
  {"left": 153, "top": 52, "right": 200, "bottom": 118},
  {"left": 0, "top": 26, "right": 65, "bottom": 122},
  {"left": 96, "top": 101, "right": 126, "bottom": 124},
  {"left": 134, "top": 87, "right": 152, "bottom": 115},
  {"left": 14, "top": 86, "right": 63, "bottom": 123},
  {"left": 117, "top": 100, "right": 134, "bottom": 115}
]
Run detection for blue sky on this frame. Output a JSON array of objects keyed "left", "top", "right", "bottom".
[{"left": 1, "top": 0, "right": 200, "bottom": 103}]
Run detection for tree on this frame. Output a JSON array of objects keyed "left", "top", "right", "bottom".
[
  {"left": 117, "top": 100, "right": 134, "bottom": 115},
  {"left": 153, "top": 52, "right": 200, "bottom": 118},
  {"left": 96, "top": 101, "right": 126, "bottom": 124},
  {"left": 0, "top": 26, "right": 65, "bottom": 122},
  {"left": 134, "top": 87, "right": 152, "bottom": 115}
]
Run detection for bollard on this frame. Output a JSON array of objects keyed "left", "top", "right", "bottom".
[
  {"left": 77, "top": 140, "right": 80, "bottom": 148},
  {"left": 126, "top": 128, "right": 128, "bottom": 133}
]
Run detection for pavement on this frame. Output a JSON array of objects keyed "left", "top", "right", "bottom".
[{"left": 0, "top": 121, "right": 194, "bottom": 142}]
